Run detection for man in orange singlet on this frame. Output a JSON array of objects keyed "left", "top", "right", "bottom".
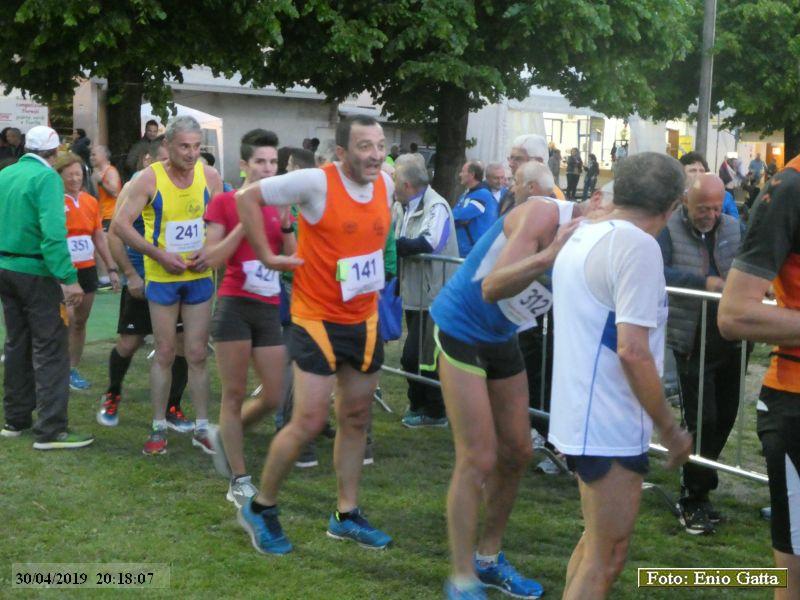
[{"left": 235, "top": 116, "right": 392, "bottom": 555}]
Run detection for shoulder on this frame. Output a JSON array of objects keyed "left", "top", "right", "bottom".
[
  {"left": 80, "top": 191, "right": 99, "bottom": 206},
  {"left": 202, "top": 164, "right": 221, "bottom": 185},
  {"left": 614, "top": 223, "right": 659, "bottom": 253}
]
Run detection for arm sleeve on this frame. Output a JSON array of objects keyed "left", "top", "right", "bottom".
[
  {"left": 258, "top": 169, "right": 327, "bottom": 222},
  {"left": 733, "top": 174, "right": 800, "bottom": 280},
  {"left": 453, "top": 197, "right": 486, "bottom": 222},
  {"left": 722, "top": 192, "right": 739, "bottom": 220},
  {"left": 384, "top": 221, "right": 397, "bottom": 277},
  {"left": 397, "top": 236, "right": 434, "bottom": 257},
  {"left": 204, "top": 193, "right": 228, "bottom": 227},
  {"left": 611, "top": 228, "right": 664, "bottom": 328},
  {"left": 38, "top": 172, "right": 77, "bottom": 284}
]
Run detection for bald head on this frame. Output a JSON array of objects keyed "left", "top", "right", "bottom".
[{"left": 686, "top": 173, "right": 725, "bottom": 233}]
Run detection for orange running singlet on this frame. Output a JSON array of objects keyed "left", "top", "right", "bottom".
[
  {"left": 291, "top": 163, "right": 390, "bottom": 324},
  {"left": 64, "top": 191, "right": 102, "bottom": 269},
  {"left": 97, "top": 165, "right": 120, "bottom": 221}
]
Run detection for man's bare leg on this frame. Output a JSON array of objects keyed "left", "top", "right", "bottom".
[
  {"left": 774, "top": 551, "right": 800, "bottom": 600},
  {"left": 255, "top": 365, "right": 334, "bottom": 506},
  {"left": 148, "top": 302, "right": 181, "bottom": 421},
  {"left": 332, "top": 364, "right": 379, "bottom": 512},
  {"left": 563, "top": 462, "right": 643, "bottom": 600},
  {"left": 439, "top": 356, "right": 497, "bottom": 579},
  {"left": 477, "top": 371, "right": 533, "bottom": 555},
  {"left": 179, "top": 299, "right": 212, "bottom": 421}
]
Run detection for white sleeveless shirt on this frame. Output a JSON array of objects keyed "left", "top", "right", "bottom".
[{"left": 548, "top": 219, "right": 668, "bottom": 456}]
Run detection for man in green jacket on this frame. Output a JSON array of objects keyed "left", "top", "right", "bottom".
[{"left": 0, "top": 126, "right": 94, "bottom": 449}]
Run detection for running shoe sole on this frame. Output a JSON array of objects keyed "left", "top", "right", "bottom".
[
  {"left": 295, "top": 460, "right": 319, "bottom": 468},
  {"left": 166, "top": 421, "right": 195, "bottom": 433},
  {"left": 1, "top": 429, "right": 24, "bottom": 438},
  {"left": 33, "top": 438, "right": 94, "bottom": 450},
  {"left": 401, "top": 420, "right": 449, "bottom": 429},
  {"left": 236, "top": 510, "right": 289, "bottom": 556},
  {"left": 678, "top": 514, "right": 713, "bottom": 535},
  {"left": 325, "top": 530, "right": 390, "bottom": 550},
  {"left": 69, "top": 383, "right": 90, "bottom": 392},
  {"left": 481, "top": 583, "right": 543, "bottom": 599},
  {"left": 192, "top": 437, "right": 216, "bottom": 455},
  {"left": 96, "top": 413, "right": 119, "bottom": 427}
]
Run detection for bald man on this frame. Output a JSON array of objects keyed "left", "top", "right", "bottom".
[{"left": 656, "top": 173, "right": 744, "bottom": 535}]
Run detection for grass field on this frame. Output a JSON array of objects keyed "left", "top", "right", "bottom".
[{"left": 0, "top": 293, "right": 776, "bottom": 599}]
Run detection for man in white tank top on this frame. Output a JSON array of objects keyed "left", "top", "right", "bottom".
[{"left": 550, "top": 153, "right": 692, "bottom": 599}]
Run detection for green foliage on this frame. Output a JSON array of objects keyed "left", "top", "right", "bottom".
[{"left": 252, "top": 0, "right": 698, "bottom": 125}]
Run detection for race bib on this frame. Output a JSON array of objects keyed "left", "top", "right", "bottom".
[
  {"left": 67, "top": 235, "right": 94, "bottom": 264},
  {"left": 165, "top": 219, "right": 203, "bottom": 253},
  {"left": 337, "top": 249, "right": 384, "bottom": 302},
  {"left": 498, "top": 280, "right": 552, "bottom": 327},
  {"left": 242, "top": 260, "right": 280, "bottom": 297}
]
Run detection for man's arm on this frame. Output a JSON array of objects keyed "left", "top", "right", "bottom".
[
  {"left": 196, "top": 222, "right": 245, "bottom": 271},
  {"left": 452, "top": 194, "right": 485, "bottom": 224},
  {"left": 482, "top": 201, "right": 578, "bottom": 302},
  {"left": 37, "top": 172, "right": 78, "bottom": 285},
  {"left": 617, "top": 323, "right": 692, "bottom": 468},
  {"left": 107, "top": 182, "right": 145, "bottom": 298},
  {"left": 109, "top": 169, "right": 185, "bottom": 275},
  {"left": 99, "top": 166, "right": 122, "bottom": 198},
  {"left": 656, "top": 225, "right": 715, "bottom": 290}
]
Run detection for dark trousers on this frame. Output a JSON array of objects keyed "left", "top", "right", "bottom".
[
  {"left": 519, "top": 312, "right": 553, "bottom": 437},
  {"left": 565, "top": 174, "right": 580, "bottom": 199},
  {"left": 401, "top": 310, "right": 444, "bottom": 418},
  {"left": 675, "top": 335, "right": 744, "bottom": 501},
  {"left": 0, "top": 269, "right": 70, "bottom": 441}
]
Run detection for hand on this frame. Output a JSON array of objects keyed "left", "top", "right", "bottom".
[
  {"left": 186, "top": 249, "right": 209, "bottom": 273},
  {"left": 279, "top": 207, "right": 293, "bottom": 230},
  {"left": 61, "top": 283, "right": 84, "bottom": 307},
  {"left": 157, "top": 250, "right": 187, "bottom": 275},
  {"left": 660, "top": 423, "right": 693, "bottom": 470},
  {"left": 126, "top": 272, "right": 145, "bottom": 300},
  {"left": 705, "top": 276, "right": 725, "bottom": 293},
  {"left": 109, "top": 270, "right": 122, "bottom": 292},
  {"left": 265, "top": 253, "right": 304, "bottom": 272}
]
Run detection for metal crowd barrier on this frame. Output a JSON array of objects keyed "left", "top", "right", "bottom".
[{"left": 382, "top": 253, "right": 769, "bottom": 485}]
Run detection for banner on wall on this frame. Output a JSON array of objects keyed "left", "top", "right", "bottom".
[
  {"left": 0, "top": 94, "right": 48, "bottom": 132},
  {"left": 678, "top": 135, "right": 694, "bottom": 156}
]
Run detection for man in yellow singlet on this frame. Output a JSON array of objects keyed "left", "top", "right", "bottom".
[{"left": 112, "top": 116, "right": 222, "bottom": 456}]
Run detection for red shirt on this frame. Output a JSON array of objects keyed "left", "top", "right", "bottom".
[{"left": 204, "top": 191, "right": 284, "bottom": 304}]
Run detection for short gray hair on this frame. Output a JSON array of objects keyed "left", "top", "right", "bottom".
[
  {"left": 517, "top": 160, "right": 554, "bottom": 194},
  {"left": 614, "top": 153, "right": 685, "bottom": 215},
  {"left": 512, "top": 134, "right": 548, "bottom": 162},
  {"left": 395, "top": 154, "right": 429, "bottom": 187},
  {"left": 485, "top": 162, "right": 505, "bottom": 175},
  {"left": 165, "top": 116, "right": 202, "bottom": 142}
]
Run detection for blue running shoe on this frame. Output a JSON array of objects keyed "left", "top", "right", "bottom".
[
  {"left": 69, "top": 368, "right": 90, "bottom": 391},
  {"left": 326, "top": 508, "right": 392, "bottom": 549},
  {"left": 444, "top": 580, "right": 487, "bottom": 600},
  {"left": 401, "top": 412, "right": 449, "bottom": 428},
  {"left": 475, "top": 552, "right": 544, "bottom": 599},
  {"left": 237, "top": 502, "right": 292, "bottom": 555}
]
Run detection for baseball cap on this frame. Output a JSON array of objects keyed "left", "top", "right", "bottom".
[{"left": 25, "top": 126, "right": 60, "bottom": 151}]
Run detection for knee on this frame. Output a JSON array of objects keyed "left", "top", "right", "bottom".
[
  {"left": 288, "top": 411, "right": 327, "bottom": 442},
  {"left": 184, "top": 343, "right": 207, "bottom": 366},
  {"left": 154, "top": 343, "right": 176, "bottom": 367},
  {"left": 497, "top": 437, "right": 534, "bottom": 471},
  {"left": 457, "top": 445, "right": 498, "bottom": 485},
  {"left": 221, "top": 385, "right": 247, "bottom": 409},
  {"left": 337, "top": 403, "right": 371, "bottom": 432}
]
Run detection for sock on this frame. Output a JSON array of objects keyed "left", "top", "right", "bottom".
[
  {"left": 152, "top": 419, "right": 168, "bottom": 432},
  {"left": 335, "top": 509, "right": 357, "bottom": 522},
  {"left": 107, "top": 348, "right": 133, "bottom": 396},
  {"left": 167, "top": 355, "right": 188, "bottom": 410},
  {"left": 475, "top": 551, "right": 499, "bottom": 565},
  {"left": 251, "top": 500, "right": 276, "bottom": 514},
  {"left": 196, "top": 418, "right": 209, "bottom": 431},
  {"left": 231, "top": 474, "right": 249, "bottom": 483},
  {"left": 450, "top": 575, "right": 480, "bottom": 590}
]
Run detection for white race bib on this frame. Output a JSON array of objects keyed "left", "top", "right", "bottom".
[
  {"left": 337, "top": 249, "right": 384, "bottom": 302},
  {"left": 242, "top": 260, "right": 280, "bottom": 297},
  {"left": 67, "top": 235, "right": 95, "bottom": 264},
  {"left": 498, "top": 280, "right": 552, "bottom": 327},
  {"left": 165, "top": 218, "right": 203, "bottom": 253}
]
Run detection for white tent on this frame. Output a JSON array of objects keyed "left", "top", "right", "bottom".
[{"left": 140, "top": 102, "right": 225, "bottom": 178}]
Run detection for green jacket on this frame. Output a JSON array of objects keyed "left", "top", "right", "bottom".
[{"left": 0, "top": 154, "right": 77, "bottom": 284}]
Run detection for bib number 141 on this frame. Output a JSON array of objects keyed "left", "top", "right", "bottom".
[{"left": 337, "top": 249, "right": 384, "bottom": 302}]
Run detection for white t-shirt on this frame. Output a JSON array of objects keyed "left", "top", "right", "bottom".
[
  {"left": 549, "top": 220, "right": 668, "bottom": 456},
  {"left": 258, "top": 163, "right": 394, "bottom": 224}
]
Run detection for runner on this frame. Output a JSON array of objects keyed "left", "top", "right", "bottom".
[
  {"left": 234, "top": 115, "right": 392, "bottom": 554},
  {"left": 111, "top": 115, "right": 222, "bottom": 455},
  {"left": 550, "top": 153, "right": 691, "bottom": 599},
  {"left": 719, "top": 151, "right": 800, "bottom": 599},
  {"left": 90, "top": 144, "right": 121, "bottom": 287},
  {"left": 56, "top": 153, "right": 120, "bottom": 392},
  {"left": 99, "top": 139, "right": 191, "bottom": 431},
  {"left": 199, "top": 129, "right": 297, "bottom": 508},
  {"left": 429, "top": 161, "right": 582, "bottom": 600}
]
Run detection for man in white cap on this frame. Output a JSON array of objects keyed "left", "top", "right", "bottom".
[{"left": 0, "top": 126, "right": 94, "bottom": 450}]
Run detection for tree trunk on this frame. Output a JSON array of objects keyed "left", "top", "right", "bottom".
[
  {"left": 785, "top": 122, "right": 800, "bottom": 162},
  {"left": 431, "top": 84, "right": 469, "bottom": 205},
  {"left": 106, "top": 65, "right": 145, "bottom": 179}
]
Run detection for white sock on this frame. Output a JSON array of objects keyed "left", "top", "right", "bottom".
[
  {"left": 196, "top": 418, "right": 209, "bottom": 431},
  {"left": 450, "top": 575, "right": 480, "bottom": 590},
  {"left": 475, "top": 551, "right": 499, "bottom": 565},
  {"left": 152, "top": 419, "right": 167, "bottom": 431}
]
